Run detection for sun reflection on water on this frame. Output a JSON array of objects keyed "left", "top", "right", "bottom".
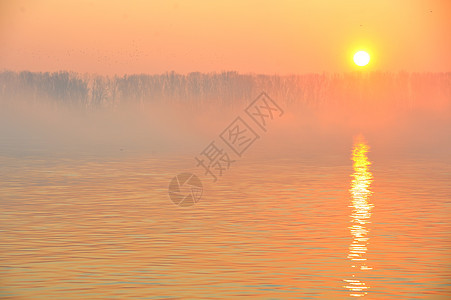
[{"left": 344, "top": 135, "right": 374, "bottom": 297}]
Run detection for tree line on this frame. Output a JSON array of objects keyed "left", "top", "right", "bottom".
[{"left": 0, "top": 70, "right": 449, "bottom": 110}]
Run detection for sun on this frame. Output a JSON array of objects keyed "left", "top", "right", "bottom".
[{"left": 353, "top": 51, "right": 370, "bottom": 67}]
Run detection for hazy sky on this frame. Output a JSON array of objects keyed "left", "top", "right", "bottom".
[{"left": 1, "top": 0, "right": 450, "bottom": 75}]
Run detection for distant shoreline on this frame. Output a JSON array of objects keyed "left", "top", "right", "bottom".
[{"left": 1, "top": 70, "right": 449, "bottom": 110}]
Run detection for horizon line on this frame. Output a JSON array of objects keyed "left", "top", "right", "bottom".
[{"left": 1, "top": 69, "right": 450, "bottom": 77}]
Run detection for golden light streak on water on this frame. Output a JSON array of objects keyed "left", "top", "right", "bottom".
[{"left": 344, "top": 135, "right": 374, "bottom": 297}]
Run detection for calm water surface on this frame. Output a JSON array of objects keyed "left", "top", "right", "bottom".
[{"left": 0, "top": 139, "right": 450, "bottom": 299}]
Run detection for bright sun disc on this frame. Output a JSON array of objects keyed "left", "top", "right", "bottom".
[{"left": 354, "top": 51, "right": 370, "bottom": 66}]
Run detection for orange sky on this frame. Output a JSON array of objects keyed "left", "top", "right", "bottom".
[{"left": 0, "top": 0, "right": 450, "bottom": 75}]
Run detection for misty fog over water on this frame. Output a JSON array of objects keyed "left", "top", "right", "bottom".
[{"left": 1, "top": 71, "right": 450, "bottom": 160}]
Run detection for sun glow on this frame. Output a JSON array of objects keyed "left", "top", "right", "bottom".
[
  {"left": 344, "top": 135, "right": 374, "bottom": 297},
  {"left": 353, "top": 51, "right": 370, "bottom": 67}
]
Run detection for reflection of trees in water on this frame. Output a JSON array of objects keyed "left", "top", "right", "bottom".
[{"left": 0, "top": 71, "right": 449, "bottom": 110}]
